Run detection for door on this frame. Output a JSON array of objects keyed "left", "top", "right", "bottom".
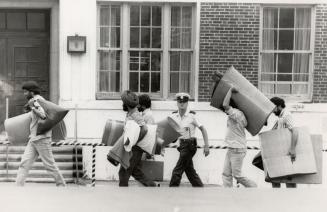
[{"left": 0, "top": 10, "right": 50, "bottom": 133}]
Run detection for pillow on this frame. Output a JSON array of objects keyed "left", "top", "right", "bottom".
[
  {"left": 36, "top": 99, "right": 69, "bottom": 135},
  {"left": 51, "top": 120, "right": 67, "bottom": 142},
  {"left": 4, "top": 113, "right": 31, "bottom": 145}
]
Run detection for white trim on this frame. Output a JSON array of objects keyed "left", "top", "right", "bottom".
[{"left": 97, "top": 0, "right": 325, "bottom": 4}]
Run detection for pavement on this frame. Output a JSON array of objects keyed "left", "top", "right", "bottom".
[{"left": 0, "top": 181, "right": 326, "bottom": 212}]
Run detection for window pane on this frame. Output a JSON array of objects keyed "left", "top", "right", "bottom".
[
  {"left": 129, "top": 72, "right": 139, "bottom": 92},
  {"left": 111, "top": 6, "right": 120, "bottom": 26},
  {"left": 276, "top": 84, "right": 291, "bottom": 94},
  {"left": 100, "top": 7, "right": 110, "bottom": 25},
  {"left": 277, "top": 74, "right": 292, "bottom": 81},
  {"left": 141, "top": 6, "right": 151, "bottom": 26},
  {"left": 170, "top": 52, "right": 180, "bottom": 71},
  {"left": 0, "top": 13, "right": 5, "bottom": 29},
  {"left": 279, "top": 8, "right": 294, "bottom": 28},
  {"left": 151, "top": 52, "right": 161, "bottom": 71},
  {"left": 130, "top": 51, "right": 139, "bottom": 70},
  {"left": 263, "top": 8, "right": 278, "bottom": 28},
  {"left": 109, "top": 71, "right": 120, "bottom": 92},
  {"left": 180, "top": 72, "right": 190, "bottom": 92},
  {"left": 7, "top": 12, "right": 26, "bottom": 29},
  {"left": 278, "top": 53, "right": 292, "bottom": 74},
  {"left": 294, "top": 53, "right": 309, "bottom": 75},
  {"left": 261, "top": 83, "right": 275, "bottom": 94},
  {"left": 151, "top": 72, "right": 160, "bottom": 93},
  {"left": 182, "top": 6, "right": 192, "bottom": 27},
  {"left": 279, "top": 30, "right": 294, "bottom": 50},
  {"left": 140, "top": 72, "right": 149, "bottom": 92},
  {"left": 261, "top": 74, "right": 276, "bottom": 81},
  {"left": 152, "top": 6, "right": 161, "bottom": 26},
  {"left": 181, "top": 52, "right": 191, "bottom": 71},
  {"left": 110, "top": 27, "right": 120, "bottom": 47},
  {"left": 170, "top": 72, "right": 179, "bottom": 93},
  {"left": 130, "top": 28, "right": 140, "bottom": 48},
  {"left": 141, "top": 28, "right": 150, "bottom": 48},
  {"left": 140, "top": 52, "right": 150, "bottom": 71},
  {"left": 262, "top": 29, "right": 277, "bottom": 50},
  {"left": 295, "top": 8, "right": 311, "bottom": 28},
  {"left": 27, "top": 13, "right": 45, "bottom": 30},
  {"left": 181, "top": 28, "right": 191, "bottom": 48},
  {"left": 100, "top": 27, "right": 110, "bottom": 47},
  {"left": 130, "top": 6, "right": 140, "bottom": 26},
  {"left": 294, "top": 74, "right": 309, "bottom": 82},
  {"left": 261, "top": 53, "right": 276, "bottom": 73},
  {"left": 171, "top": 7, "right": 181, "bottom": 27},
  {"left": 293, "top": 84, "right": 308, "bottom": 94},
  {"left": 171, "top": 27, "right": 180, "bottom": 48},
  {"left": 294, "top": 29, "right": 310, "bottom": 50},
  {"left": 152, "top": 28, "right": 161, "bottom": 48},
  {"left": 99, "top": 71, "right": 110, "bottom": 92}
]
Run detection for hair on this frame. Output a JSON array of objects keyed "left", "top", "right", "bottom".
[
  {"left": 22, "top": 81, "right": 41, "bottom": 95},
  {"left": 121, "top": 90, "right": 139, "bottom": 108},
  {"left": 270, "top": 97, "right": 285, "bottom": 108},
  {"left": 229, "top": 99, "right": 237, "bottom": 109},
  {"left": 138, "top": 94, "right": 151, "bottom": 109}
]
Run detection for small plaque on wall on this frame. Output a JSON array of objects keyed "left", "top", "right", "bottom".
[{"left": 67, "top": 35, "right": 86, "bottom": 53}]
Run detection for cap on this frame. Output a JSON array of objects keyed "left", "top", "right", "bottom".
[
  {"left": 121, "top": 90, "right": 139, "bottom": 108},
  {"left": 175, "top": 93, "right": 190, "bottom": 103}
]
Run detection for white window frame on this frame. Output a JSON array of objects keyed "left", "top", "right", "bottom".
[
  {"left": 259, "top": 5, "right": 315, "bottom": 102},
  {"left": 96, "top": 2, "right": 198, "bottom": 100}
]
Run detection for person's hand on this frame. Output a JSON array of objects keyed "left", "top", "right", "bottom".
[
  {"left": 203, "top": 145, "right": 210, "bottom": 157},
  {"left": 160, "top": 148, "right": 165, "bottom": 157},
  {"left": 288, "top": 148, "right": 296, "bottom": 163}
]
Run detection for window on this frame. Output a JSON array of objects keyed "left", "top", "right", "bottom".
[
  {"left": 97, "top": 3, "right": 196, "bottom": 99},
  {"left": 260, "top": 7, "right": 313, "bottom": 100}
]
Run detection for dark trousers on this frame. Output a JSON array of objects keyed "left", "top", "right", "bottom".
[
  {"left": 169, "top": 139, "right": 203, "bottom": 187},
  {"left": 118, "top": 146, "right": 156, "bottom": 187}
]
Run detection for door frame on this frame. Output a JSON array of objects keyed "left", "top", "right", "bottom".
[{"left": 0, "top": 0, "right": 60, "bottom": 103}]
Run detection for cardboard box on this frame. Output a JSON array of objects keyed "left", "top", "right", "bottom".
[
  {"left": 260, "top": 127, "right": 317, "bottom": 178},
  {"left": 268, "top": 134, "right": 323, "bottom": 184},
  {"left": 210, "top": 66, "right": 275, "bottom": 135}
]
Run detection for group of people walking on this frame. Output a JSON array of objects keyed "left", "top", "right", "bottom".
[{"left": 15, "top": 78, "right": 297, "bottom": 188}]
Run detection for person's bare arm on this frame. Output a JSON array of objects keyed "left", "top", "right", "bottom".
[
  {"left": 289, "top": 128, "right": 298, "bottom": 162},
  {"left": 29, "top": 100, "right": 46, "bottom": 119},
  {"left": 199, "top": 126, "right": 210, "bottom": 157}
]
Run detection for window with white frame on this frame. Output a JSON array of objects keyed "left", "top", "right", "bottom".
[
  {"left": 97, "top": 3, "right": 196, "bottom": 99},
  {"left": 260, "top": 7, "right": 313, "bottom": 100}
]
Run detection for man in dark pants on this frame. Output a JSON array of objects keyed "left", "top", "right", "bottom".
[
  {"left": 118, "top": 90, "right": 157, "bottom": 187},
  {"left": 169, "top": 93, "right": 210, "bottom": 187}
]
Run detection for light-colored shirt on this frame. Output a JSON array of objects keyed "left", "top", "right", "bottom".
[
  {"left": 169, "top": 109, "right": 202, "bottom": 140},
  {"left": 142, "top": 108, "right": 155, "bottom": 125},
  {"left": 224, "top": 107, "right": 247, "bottom": 149},
  {"left": 272, "top": 109, "right": 294, "bottom": 130},
  {"left": 29, "top": 95, "right": 52, "bottom": 142}
]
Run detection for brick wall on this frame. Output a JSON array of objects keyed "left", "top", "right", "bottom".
[
  {"left": 199, "top": 2, "right": 260, "bottom": 102},
  {"left": 313, "top": 4, "right": 327, "bottom": 103}
]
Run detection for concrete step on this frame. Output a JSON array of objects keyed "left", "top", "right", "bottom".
[
  {"left": 0, "top": 177, "right": 76, "bottom": 183},
  {"left": 0, "top": 162, "right": 83, "bottom": 170},
  {"left": 0, "top": 146, "right": 82, "bottom": 154},
  {"left": 0, "top": 169, "right": 83, "bottom": 178},
  {"left": 0, "top": 154, "right": 83, "bottom": 162}
]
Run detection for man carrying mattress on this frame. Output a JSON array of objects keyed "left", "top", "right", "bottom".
[
  {"left": 118, "top": 90, "right": 157, "bottom": 187},
  {"left": 269, "top": 97, "right": 298, "bottom": 188},
  {"left": 16, "top": 81, "right": 66, "bottom": 186}
]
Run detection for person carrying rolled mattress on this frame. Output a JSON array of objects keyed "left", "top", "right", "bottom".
[
  {"left": 221, "top": 85, "right": 257, "bottom": 188},
  {"left": 269, "top": 97, "right": 298, "bottom": 188},
  {"left": 118, "top": 90, "right": 157, "bottom": 187},
  {"left": 16, "top": 81, "right": 66, "bottom": 186}
]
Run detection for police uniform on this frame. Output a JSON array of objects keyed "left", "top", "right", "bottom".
[{"left": 169, "top": 93, "right": 204, "bottom": 187}]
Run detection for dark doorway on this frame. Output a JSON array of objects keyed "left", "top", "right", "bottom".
[{"left": 0, "top": 9, "right": 50, "bottom": 132}]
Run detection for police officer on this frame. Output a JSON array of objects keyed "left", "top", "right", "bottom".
[{"left": 169, "top": 93, "right": 210, "bottom": 187}]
